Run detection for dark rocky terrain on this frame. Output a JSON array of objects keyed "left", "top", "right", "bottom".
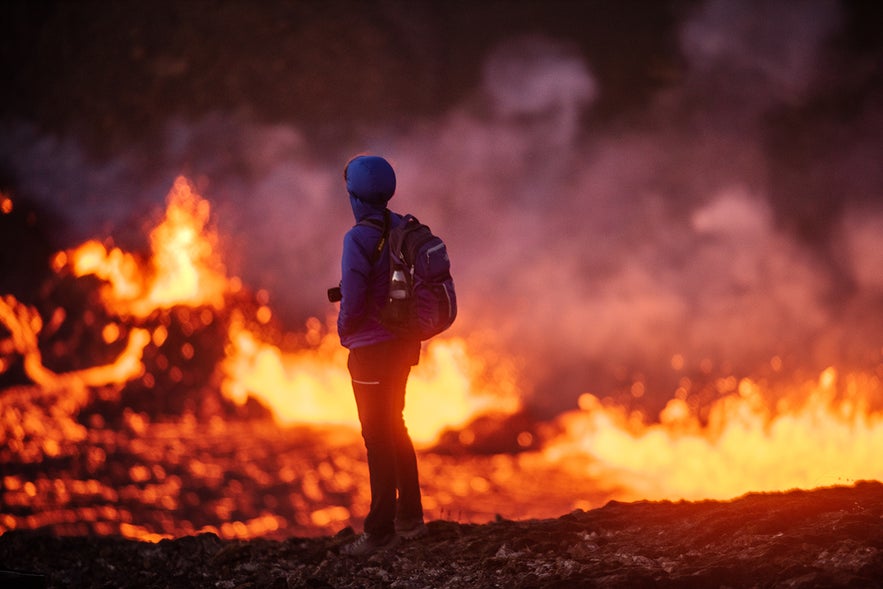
[{"left": 1, "top": 481, "right": 881, "bottom": 588}]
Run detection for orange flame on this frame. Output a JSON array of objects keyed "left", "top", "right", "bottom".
[
  {"left": 66, "top": 176, "right": 227, "bottom": 317},
  {"left": 221, "top": 314, "right": 522, "bottom": 446},
  {"left": 544, "top": 367, "right": 883, "bottom": 501}
]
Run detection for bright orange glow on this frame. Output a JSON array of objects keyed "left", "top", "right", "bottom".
[
  {"left": 220, "top": 314, "right": 521, "bottom": 446},
  {"left": 544, "top": 367, "right": 883, "bottom": 501},
  {"left": 68, "top": 176, "right": 227, "bottom": 317},
  {"left": 102, "top": 322, "right": 121, "bottom": 344},
  {"left": 0, "top": 294, "right": 149, "bottom": 392}
]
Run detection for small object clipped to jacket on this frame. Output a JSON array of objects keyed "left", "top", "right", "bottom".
[{"left": 362, "top": 210, "right": 457, "bottom": 341}]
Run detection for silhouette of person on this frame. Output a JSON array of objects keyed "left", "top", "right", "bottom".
[{"left": 335, "top": 155, "right": 427, "bottom": 556}]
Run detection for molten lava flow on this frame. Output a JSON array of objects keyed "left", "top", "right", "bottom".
[
  {"left": 66, "top": 176, "right": 227, "bottom": 318},
  {"left": 0, "top": 294, "right": 149, "bottom": 393},
  {"left": 544, "top": 367, "right": 883, "bottom": 501}
]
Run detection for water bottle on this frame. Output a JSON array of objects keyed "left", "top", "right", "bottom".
[
  {"left": 390, "top": 268, "right": 409, "bottom": 300},
  {"left": 384, "top": 267, "right": 412, "bottom": 330}
]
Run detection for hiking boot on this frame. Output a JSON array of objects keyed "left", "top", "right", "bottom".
[
  {"left": 340, "top": 532, "right": 399, "bottom": 556},
  {"left": 395, "top": 518, "right": 428, "bottom": 540}
]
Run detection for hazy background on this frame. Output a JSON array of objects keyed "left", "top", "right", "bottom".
[{"left": 2, "top": 0, "right": 882, "bottom": 416}]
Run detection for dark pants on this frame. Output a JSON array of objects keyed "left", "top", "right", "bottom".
[{"left": 348, "top": 338, "right": 422, "bottom": 536}]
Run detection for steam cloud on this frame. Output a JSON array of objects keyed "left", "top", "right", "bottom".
[{"left": 2, "top": 0, "right": 881, "bottom": 415}]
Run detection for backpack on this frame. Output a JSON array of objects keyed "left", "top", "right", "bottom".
[{"left": 362, "top": 210, "right": 457, "bottom": 340}]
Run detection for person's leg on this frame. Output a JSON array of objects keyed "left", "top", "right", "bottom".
[
  {"left": 387, "top": 342, "right": 423, "bottom": 525},
  {"left": 349, "top": 342, "right": 398, "bottom": 538}
]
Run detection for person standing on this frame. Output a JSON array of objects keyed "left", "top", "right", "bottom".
[{"left": 335, "top": 155, "right": 427, "bottom": 556}]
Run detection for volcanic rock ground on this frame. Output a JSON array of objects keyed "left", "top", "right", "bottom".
[{"left": 1, "top": 481, "right": 881, "bottom": 588}]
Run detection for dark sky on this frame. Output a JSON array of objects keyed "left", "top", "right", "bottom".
[{"left": 1, "top": 1, "right": 687, "bottom": 153}]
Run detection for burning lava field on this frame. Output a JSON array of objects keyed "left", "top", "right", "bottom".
[{"left": 1, "top": 174, "right": 882, "bottom": 588}]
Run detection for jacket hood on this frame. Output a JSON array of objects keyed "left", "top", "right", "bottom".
[
  {"left": 345, "top": 155, "right": 396, "bottom": 204},
  {"left": 349, "top": 194, "right": 387, "bottom": 222}
]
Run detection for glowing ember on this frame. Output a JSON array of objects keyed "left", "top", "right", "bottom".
[{"left": 1, "top": 194, "right": 13, "bottom": 215}]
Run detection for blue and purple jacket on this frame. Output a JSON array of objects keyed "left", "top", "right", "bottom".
[{"left": 337, "top": 156, "right": 405, "bottom": 349}]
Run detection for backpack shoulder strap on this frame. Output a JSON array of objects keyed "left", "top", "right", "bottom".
[
  {"left": 387, "top": 214, "right": 412, "bottom": 257},
  {"left": 357, "top": 209, "right": 390, "bottom": 265}
]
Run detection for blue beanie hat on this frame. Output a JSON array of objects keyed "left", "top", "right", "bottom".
[{"left": 345, "top": 155, "right": 396, "bottom": 204}]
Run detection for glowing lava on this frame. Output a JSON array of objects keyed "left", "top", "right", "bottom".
[
  {"left": 3, "top": 175, "right": 882, "bottom": 543},
  {"left": 0, "top": 294, "right": 149, "bottom": 393},
  {"left": 221, "top": 314, "right": 521, "bottom": 445},
  {"left": 545, "top": 366, "right": 883, "bottom": 501},
  {"left": 63, "top": 176, "right": 227, "bottom": 318}
]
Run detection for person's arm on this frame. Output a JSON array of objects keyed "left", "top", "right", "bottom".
[{"left": 337, "top": 228, "right": 373, "bottom": 338}]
